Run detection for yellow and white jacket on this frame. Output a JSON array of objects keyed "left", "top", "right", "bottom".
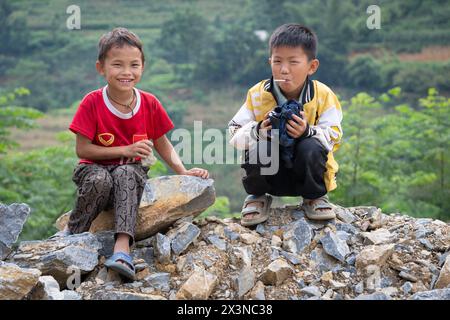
[{"left": 228, "top": 77, "right": 343, "bottom": 191}]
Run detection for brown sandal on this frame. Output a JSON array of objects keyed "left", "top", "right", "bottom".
[
  {"left": 302, "top": 195, "right": 336, "bottom": 221},
  {"left": 241, "top": 194, "right": 272, "bottom": 227}
]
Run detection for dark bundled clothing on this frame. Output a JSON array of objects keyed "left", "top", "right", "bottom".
[{"left": 268, "top": 99, "right": 303, "bottom": 168}]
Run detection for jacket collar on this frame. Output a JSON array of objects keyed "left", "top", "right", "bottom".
[{"left": 264, "top": 76, "right": 315, "bottom": 106}]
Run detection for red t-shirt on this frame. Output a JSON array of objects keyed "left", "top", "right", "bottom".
[{"left": 70, "top": 86, "right": 174, "bottom": 165}]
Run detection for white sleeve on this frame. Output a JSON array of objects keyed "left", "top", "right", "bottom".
[
  {"left": 311, "top": 105, "right": 343, "bottom": 152},
  {"left": 228, "top": 103, "right": 258, "bottom": 150}
]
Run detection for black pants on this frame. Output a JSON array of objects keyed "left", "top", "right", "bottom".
[{"left": 241, "top": 138, "right": 328, "bottom": 199}]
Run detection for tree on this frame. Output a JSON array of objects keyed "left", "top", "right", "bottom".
[{"left": 0, "top": 88, "right": 43, "bottom": 154}]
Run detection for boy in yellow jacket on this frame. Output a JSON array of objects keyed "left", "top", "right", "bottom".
[{"left": 228, "top": 24, "right": 343, "bottom": 226}]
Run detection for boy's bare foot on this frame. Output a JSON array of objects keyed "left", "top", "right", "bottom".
[{"left": 113, "top": 233, "right": 131, "bottom": 267}]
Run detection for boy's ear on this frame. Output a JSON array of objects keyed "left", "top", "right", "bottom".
[
  {"left": 95, "top": 60, "right": 104, "bottom": 75},
  {"left": 268, "top": 57, "right": 272, "bottom": 66},
  {"left": 308, "top": 59, "right": 320, "bottom": 76}
]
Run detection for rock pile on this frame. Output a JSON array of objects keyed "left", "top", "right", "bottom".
[{"left": 1, "top": 187, "right": 450, "bottom": 300}]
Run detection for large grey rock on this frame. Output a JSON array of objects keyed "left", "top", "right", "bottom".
[
  {"left": 153, "top": 233, "right": 171, "bottom": 264},
  {"left": 0, "top": 203, "right": 31, "bottom": 260},
  {"left": 0, "top": 262, "right": 41, "bottom": 300},
  {"left": 282, "top": 219, "right": 312, "bottom": 254},
  {"left": 320, "top": 231, "right": 350, "bottom": 262},
  {"left": 11, "top": 232, "right": 101, "bottom": 287},
  {"left": 56, "top": 176, "right": 215, "bottom": 240},
  {"left": 168, "top": 222, "right": 201, "bottom": 256},
  {"left": 409, "top": 288, "right": 450, "bottom": 300}
]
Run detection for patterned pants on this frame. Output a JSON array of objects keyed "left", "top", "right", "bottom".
[{"left": 68, "top": 163, "right": 149, "bottom": 245}]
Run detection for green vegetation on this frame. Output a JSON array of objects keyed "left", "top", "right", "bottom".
[{"left": 0, "top": 0, "right": 449, "bottom": 239}]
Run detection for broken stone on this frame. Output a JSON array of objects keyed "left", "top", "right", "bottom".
[
  {"left": 206, "top": 234, "right": 227, "bottom": 251},
  {"left": 361, "top": 228, "right": 393, "bottom": 245},
  {"left": 0, "top": 262, "right": 41, "bottom": 300},
  {"left": 282, "top": 219, "right": 312, "bottom": 254},
  {"left": 355, "top": 292, "right": 391, "bottom": 300},
  {"left": 233, "top": 265, "right": 255, "bottom": 298},
  {"left": 153, "top": 233, "right": 171, "bottom": 264},
  {"left": 409, "top": 288, "right": 450, "bottom": 300},
  {"left": 143, "top": 272, "right": 170, "bottom": 292},
  {"left": 91, "top": 290, "right": 166, "bottom": 300},
  {"left": 435, "top": 254, "right": 450, "bottom": 289},
  {"left": 300, "top": 285, "right": 321, "bottom": 297},
  {"left": 320, "top": 231, "right": 350, "bottom": 262},
  {"left": 399, "top": 271, "right": 418, "bottom": 283},
  {"left": 11, "top": 232, "right": 101, "bottom": 287},
  {"left": 249, "top": 281, "right": 265, "bottom": 300},
  {"left": 260, "top": 259, "right": 293, "bottom": 286},
  {"left": 176, "top": 268, "right": 218, "bottom": 300},
  {"left": 240, "top": 233, "right": 260, "bottom": 245},
  {"left": 56, "top": 176, "right": 216, "bottom": 240},
  {"left": 355, "top": 244, "right": 395, "bottom": 270},
  {"left": 30, "top": 275, "right": 63, "bottom": 300},
  {"left": 0, "top": 203, "right": 31, "bottom": 260},
  {"left": 168, "top": 222, "right": 200, "bottom": 256},
  {"left": 335, "top": 207, "right": 356, "bottom": 224}
]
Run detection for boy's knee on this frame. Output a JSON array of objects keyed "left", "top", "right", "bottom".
[
  {"left": 295, "top": 138, "right": 326, "bottom": 162},
  {"left": 111, "top": 164, "right": 147, "bottom": 182},
  {"left": 86, "top": 169, "right": 113, "bottom": 192}
]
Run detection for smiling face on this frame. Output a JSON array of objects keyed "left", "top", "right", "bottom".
[
  {"left": 96, "top": 45, "right": 144, "bottom": 95},
  {"left": 270, "top": 45, "right": 319, "bottom": 100}
]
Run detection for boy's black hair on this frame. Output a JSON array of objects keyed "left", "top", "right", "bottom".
[
  {"left": 98, "top": 27, "right": 145, "bottom": 64},
  {"left": 269, "top": 24, "right": 317, "bottom": 60}
]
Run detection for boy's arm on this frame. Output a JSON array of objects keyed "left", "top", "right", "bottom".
[
  {"left": 310, "top": 91, "right": 343, "bottom": 152},
  {"left": 228, "top": 102, "right": 260, "bottom": 150},
  {"left": 153, "top": 135, "right": 187, "bottom": 174},
  {"left": 76, "top": 133, "right": 151, "bottom": 160},
  {"left": 153, "top": 135, "right": 209, "bottom": 178}
]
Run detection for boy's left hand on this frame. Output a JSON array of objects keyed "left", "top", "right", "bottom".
[
  {"left": 183, "top": 168, "right": 210, "bottom": 179},
  {"left": 286, "top": 111, "right": 307, "bottom": 139}
]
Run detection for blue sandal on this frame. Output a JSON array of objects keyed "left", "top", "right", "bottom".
[{"left": 104, "top": 252, "right": 136, "bottom": 280}]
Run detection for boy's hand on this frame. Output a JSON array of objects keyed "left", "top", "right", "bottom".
[
  {"left": 183, "top": 168, "right": 210, "bottom": 179},
  {"left": 287, "top": 112, "right": 307, "bottom": 138},
  {"left": 123, "top": 139, "right": 153, "bottom": 159},
  {"left": 259, "top": 111, "right": 272, "bottom": 134}
]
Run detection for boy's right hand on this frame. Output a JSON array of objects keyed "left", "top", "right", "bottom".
[
  {"left": 123, "top": 139, "right": 153, "bottom": 159},
  {"left": 259, "top": 111, "right": 272, "bottom": 134}
]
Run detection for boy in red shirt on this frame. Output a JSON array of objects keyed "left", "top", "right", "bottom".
[{"left": 66, "top": 28, "right": 208, "bottom": 280}]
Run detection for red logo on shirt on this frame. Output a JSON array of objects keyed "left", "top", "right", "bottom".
[
  {"left": 133, "top": 134, "right": 148, "bottom": 143},
  {"left": 98, "top": 133, "right": 115, "bottom": 146}
]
